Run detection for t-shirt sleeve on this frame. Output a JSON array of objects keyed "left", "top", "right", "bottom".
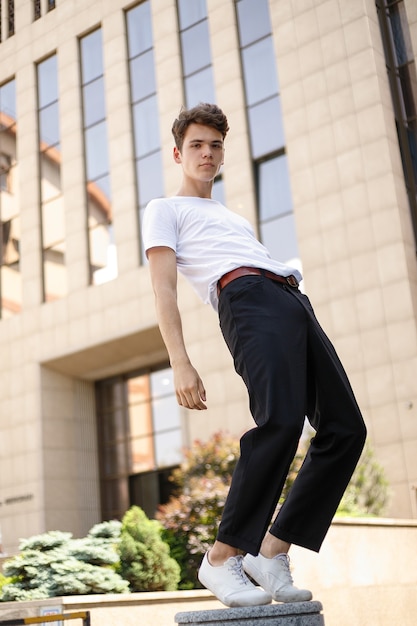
[{"left": 142, "top": 198, "right": 177, "bottom": 255}]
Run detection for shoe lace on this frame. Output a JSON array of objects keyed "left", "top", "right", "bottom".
[
  {"left": 228, "top": 555, "right": 251, "bottom": 587},
  {"left": 275, "top": 553, "right": 294, "bottom": 584}
]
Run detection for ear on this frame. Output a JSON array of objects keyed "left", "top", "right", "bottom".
[{"left": 173, "top": 146, "right": 182, "bottom": 164}]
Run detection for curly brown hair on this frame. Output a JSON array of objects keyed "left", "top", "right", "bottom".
[{"left": 172, "top": 103, "right": 229, "bottom": 151}]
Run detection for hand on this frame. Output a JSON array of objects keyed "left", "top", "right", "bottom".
[{"left": 173, "top": 361, "right": 207, "bottom": 410}]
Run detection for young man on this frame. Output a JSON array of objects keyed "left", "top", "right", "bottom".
[{"left": 143, "top": 103, "right": 367, "bottom": 608}]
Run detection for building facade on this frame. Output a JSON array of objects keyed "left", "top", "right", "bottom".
[{"left": 0, "top": 0, "right": 416, "bottom": 555}]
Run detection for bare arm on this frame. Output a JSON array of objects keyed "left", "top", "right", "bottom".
[{"left": 147, "top": 246, "right": 207, "bottom": 410}]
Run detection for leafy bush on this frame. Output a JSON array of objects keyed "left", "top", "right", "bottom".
[
  {"left": 1, "top": 525, "right": 128, "bottom": 601},
  {"left": 118, "top": 506, "right": 180, "bottom": 591}
]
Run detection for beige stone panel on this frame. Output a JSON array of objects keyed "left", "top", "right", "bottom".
[
  {"left": 369, "top": 402, "right": 402, "bottom": 447},
  {"left": 353, "top": 74, "right": 389, "bottom": 112},
  {"left": 329, "top": 295, "right": 360, "bottom": 336},
  {"left": 376, "top": 241, "right": 409, "bottom": 283},
  {"left": 399, "top": 401, "right": 417, "bottom": 439},
  {"left": 337, "top": 147, "right": 366, "bottom": 191},
  {"left": 316, "top": 0, "right": 342, "bottom": 36},
  {"left": 333, "top": 331, "right": 364, "bottom": 373},
  {"left": 343, "top": 16, "right": 374, "bottom": 57},
  {"left": 341, "top": 182, "right": 370, "bottom": 220},
  {"left": 360, "top": 327, "right": 391, "bottom": 369},
  {"left": 294, "top": 7, "right": 320, "bottom": 46},
  {"left": 322, "top": 224, "right": 349, "bottom": 263},
  {"left": 377, "top": 442, "right": 407, "bottom": 484},
  {"left": 298, "top": 39, "right": 324, "bottom": 77},
  {"left": 392, "top": 356, "right": 417, "bottom": 400},
  {"left": 355, "top": 287, "right": 386, "bottom": 331},
  {"left": 309, "top": 124, "right": 336, "bottom": 164},
  {"left": 365, "top": 363, "right": 397, "bottom": 407},
  {"left": 325, "top": 258, "right": 354, "bottom": 300},
  {"left": 324, "top": 59, "right": 351, "bottom": 96},
  {"left": 347, "top": 214, "right": 377, "bottom": 257},
  {"left": 383, "top": 283, "right": 415, "bottom": 325},
  {"left": 328, "top": 85, "right": 357, "bottom": 123},
  {"left": 366, "top": 172, "right": 399, "bottom": 213},
  {"left": 371, "top": 206, "right": 403, "bottom": 247},
  {"left": 340, "top": 0, "right": 370, "bottom": 25}
]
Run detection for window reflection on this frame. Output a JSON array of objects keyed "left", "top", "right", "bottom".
[
  {"left": 177, "top": 0, "right": 216, "bottom": 107},
  {"left": 236, "top": 0, "right": 301, "bottom": 271},
  {"left": 126, "top": 1, "right": 164, "bottom": 264},
  {"left": 0, "top": 79, "right": 21, "bottom": 317},
  {"left": 37, "top": 56, "right": 67, "bottom": 301},
  {"left": 80, "top": 28, "right": 117, "bottom": 285}
]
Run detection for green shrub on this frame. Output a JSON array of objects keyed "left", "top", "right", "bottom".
[
  {"left": 1, "top": 525, "right": 128, "bottom": 601},
  {"left": 118, "top": 506, "right": 180, "bottom": 591}
]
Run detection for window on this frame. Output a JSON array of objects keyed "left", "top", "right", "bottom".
[
  {"left": 376, "top": 0, "right": 417, "bottom": 251},
  {"left": 96, "top": 366, "right": 182, "bottom": 520},
  {"left": 80, "top": 28, "right": 117, "bottom": 285},
  {"left": 177, "top": 0, "right": 216, "bottom": 106},
  {"left": 236, "top": 0, "right": 300, "bottom": 267},
  {"left": 8, "top": 0, "right": 14, "bottom": 37},
  {"left": 0, "top": 78, "right": 21, "bottom": 317},
  {"left": 34, "top": 0, "right": 41, "bottom": 20},
  {"left": 126, "top": 2, "right": 164, "bottom": 263},
  {"left": 37, "top": 55, "right": 67, "bottom": 302}
]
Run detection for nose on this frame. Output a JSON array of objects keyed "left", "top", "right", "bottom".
[{"left": 202, "top": 143, "right": 213, "bottom": 158}]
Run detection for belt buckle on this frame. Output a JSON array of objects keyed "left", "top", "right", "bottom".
[{"left": 286, "top": 275, "right": 299, "bottom": 288}]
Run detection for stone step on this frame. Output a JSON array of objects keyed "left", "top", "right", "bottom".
[{"left": 175, "top": 600, "right": 324, "bottom": 625}]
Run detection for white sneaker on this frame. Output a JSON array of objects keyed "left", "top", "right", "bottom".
[
  {"left": 243, "top": 553, "right": 312, "bottom": 603},
  {"left": 198, "top": 552, "right": 272, "bottom": 607}
]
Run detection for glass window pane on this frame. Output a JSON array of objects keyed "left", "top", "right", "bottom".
[
  {"left": 129, "top": 50, "right": 156, "bottom": 102},
  {"left": 132, "top": 96, "right": 161, "bottom": 157},
  {"left": 43, "top": 243, "right": 67, "bottom": 301},
  {"left": 237, "top": 0, "right": 272, "bottom": 47},
  {"left": 150, "top": 368, "right": 174, "bottom": 399},
  {"left": 81, "top": 29, "right": 104, "bottom": 83},
  {"left": 40, "top": 150, "right": 61, "bottom": 201},
  {"left": 249, "top": 96, "right": 285, "bottom": 158},
  {"left": 181, "top": 21, "right": 212, "bottom": 75},
  {"left": 129, "top": 403, "right": 153, "bottom": 438},
  {"left": 83, "top": 77, "right": 106, "bottom": 127},
  {"left": 137, "top": 151, "right": 164, "bottom": 207},
  {"left": 260, "top": 214, "right": 299, "bottom": 265},
  {"left": 38, "top": 55, "right": 58, "bottom": 108},
  {"left": 185, "top": 67, "right": 216, "bottom": 108},
  {"left": 126, "top": 1, "right": 153, "bottom": 58},
  {"left": 128, "top": 374, "right": 150, "bottom": 404},
  {"left": 0, "top": 80, "right": 16, "bottom": 118},
  {"left": 153, "top": 396, "right": 180, "bottom": 432},
  {"left": 155, "top": 429, "right": 182, "bottom": 467},
  {"left": 131, "top": 436, "right": 155, "bottom": 471},
  {"left": 37, "top": 56, "right": 58, "bottom": 107},
  {"left": 39, "top": 102, "right": 60, "bottom": 147},
  {"left": 242, "top": 38, "right": 279, "bottom": 106},
  {"left": 85, "top": 122, "right": 109, "bottom": 181},
  {"left": 258, "top": 155, "right": 292, "bottom": 221},
  {"left": 42, "top": 196, "right": 65, "bottom": 247},
  {"left": 177, "top": 0, "right": 207, "bottom": 30},
  {"left": 212, "top": 176, "right": 225, "bottom": 204},
  {"left": 1, "top": 265, "right": 22, "bottom": 317}
]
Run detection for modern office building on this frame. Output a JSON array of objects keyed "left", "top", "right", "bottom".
[{"left": 0, "top": 0, "right": 416, "bottom": 555}]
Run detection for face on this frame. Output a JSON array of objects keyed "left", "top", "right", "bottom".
[{"left": 173, "top": 123, "right": 224, "bottom": 184}]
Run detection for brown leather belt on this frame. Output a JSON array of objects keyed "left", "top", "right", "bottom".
[{"left": 217, "top": 266, "right": 299, "bottom": 296}]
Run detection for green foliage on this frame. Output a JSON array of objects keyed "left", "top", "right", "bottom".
[
  {"left": 118, "top": 506, "right": 180, "bottom": 592},
  {"left": 336, "top": 441, "right": 389, "bottom": 517},
  {"left": 0, "top": 522, "right": 129, "bottom": 601},
  {"left": 157, "top": 431, "right": 390, "bottom": 589}
]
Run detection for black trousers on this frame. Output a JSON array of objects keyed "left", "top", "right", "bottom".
[{"left": 216, "top": 275, "right": 367, "bottom": 555}]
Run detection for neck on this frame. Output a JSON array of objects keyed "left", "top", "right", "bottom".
[{"left": 177, "top": 179, "right": 214, "bottom": 198}]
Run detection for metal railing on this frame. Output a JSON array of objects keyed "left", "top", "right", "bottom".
[{"left": 0, "top": 611, "right": 90, "bottom": 626}]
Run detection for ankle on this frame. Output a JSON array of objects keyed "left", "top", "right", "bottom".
[
  {"left": 208, "top": 542, "right": 239, "bottom": 566},
  {"left": 260, "top": 534, "right": 291, "bottom": 559}
]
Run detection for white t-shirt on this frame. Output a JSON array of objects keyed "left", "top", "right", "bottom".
[{"left": 142, "top": 196, "right": 303, "bottom": 311}]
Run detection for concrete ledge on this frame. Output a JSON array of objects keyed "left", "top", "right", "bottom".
[{"left": 175, "top": 601, "right": 324, "bottom": 625}]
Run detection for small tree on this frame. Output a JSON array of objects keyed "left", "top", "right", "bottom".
[
  {"left": 1, "top": 525, "right": 128, "bottom": 601},
  {"left": 118, "top": 506, "right": 180, "bottom": 592}
]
